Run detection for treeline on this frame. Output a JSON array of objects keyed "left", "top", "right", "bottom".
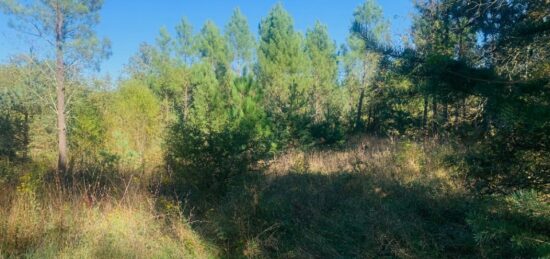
[{"left": 1, "top": 0, "right": 549, "bottom": 194}]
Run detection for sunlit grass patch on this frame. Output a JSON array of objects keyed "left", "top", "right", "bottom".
[{"left": 0, "top": 187, "right": 216, "bottom": 259}]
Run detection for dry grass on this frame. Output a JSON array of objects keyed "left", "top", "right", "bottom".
[
  {"left": 0, "top": 183, "right": 217, "bottom": 259},
  {"left": 200, "top": 136, "right": 475, "bottom": 257},
  {"left": 2, "top": 136, "right": 546, "bottom": 258},
  {"left": 267, "top": 136, "right": 461, "bottom": 188},
  {"left": 268, "top": 137, "right": 409, "bottom": 174}
]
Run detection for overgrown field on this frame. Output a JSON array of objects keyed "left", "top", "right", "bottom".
[
  {"left": 2, "top": 137, "right": 548, "bottom": 258},
  {"left": 1, "top": 0, "right": 549, "bottom": 257},
  {"left": 0, "top": 165, "right": 218, "bottom": 258}
]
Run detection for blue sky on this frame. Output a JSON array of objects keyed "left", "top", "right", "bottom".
[{"left": 0, "top": 0, "right": 414, "bottom": 77}]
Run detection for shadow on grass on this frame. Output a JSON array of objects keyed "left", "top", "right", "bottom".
[{"left": 183, "top": 170, "right": 477, "bottom": 258}]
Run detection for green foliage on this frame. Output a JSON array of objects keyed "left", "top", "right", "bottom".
[
  {"left": 225, "top": 8, "right": 255, "bottom": 75},
  {"left": 400, "top": 0, "right": 550, "bottom": 193},
  {"left": 187, "top": 62, "right": 228, "bottom": 131},
  {"left": 167, "top": 73, "right": 271, "bottom": 199},
  {"left": 0, "top": 105, "right": 27, "bottom": 159},
  {"left": 0, "top": 0, "right": 111, "bottom": 69},
  {"left": 304, "top": 22, "right": 347, "bottom": 144},
  {"left": 105, "top": 80, "right": 162, "bottom": 170},
  {"left": 351, "top": 0, "right": 390, "bottom": 47},
  {"left": 467, "top": 190, "right": 550, "bottom": 258},
  {"left": 0, "top": 66, "right": 27, "bottom": 159},
  {"left": 175, "top": 17, "right": 196, "bottom": 63},
  {"left": 342, "top": 0, "right": 391, "bottom": 132},
  {"left": 0, "top": 61, "right": 52, "bottom": 162},
  {"left": 258, "top": 3, "right": 311, "bottom": 144},
  {"left": 70, "top": 91, "right": 107, "bottom": 160},
  {"left": 1, "top": 1, "right": 549, "bottom": 258},
  {"left": 462, "top": 124, "right": 550, "bottom": 193},
  {"left": 197, "top": 21, "right": 232, "bottom": 84}
]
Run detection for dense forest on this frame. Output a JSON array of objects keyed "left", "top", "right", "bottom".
[{"left": 0, "top": 0, "right": 549, "bottom": 258}]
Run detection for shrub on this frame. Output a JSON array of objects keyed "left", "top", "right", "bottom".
[
  {"left": 462, "top": 127, "right": 550, "bottom": 194},
  {"left": 467, "top": 190, "right": 550, "bottom": 258},
  {"left": 166, "top": 76, "right": 272, "bottom": 200},
  {"left": 166, "top": 120, "right": 271, "bottom": 201}
]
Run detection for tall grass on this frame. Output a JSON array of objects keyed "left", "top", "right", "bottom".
[
  {"left": 1, "top": 136, "right": 548, "bottom": 258},
  {"left": 184, "top": 136, "right": 548, "bottom": 258},
  {"left": 0, "top": 171, "right": 217, "bottom": 259}
]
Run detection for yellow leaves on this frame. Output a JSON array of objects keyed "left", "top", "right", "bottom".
[{"left": 103, "top": 80, "right": 163, "bottom": 172}]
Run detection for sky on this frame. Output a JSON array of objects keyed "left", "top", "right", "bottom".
[{"left": 0, "top": 0, "right": 414, "bottom": 77}]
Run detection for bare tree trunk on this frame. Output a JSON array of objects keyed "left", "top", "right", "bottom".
[
  {"left": 355, "top": 88, "right": 365, "bottom": 131},
  {"left": 55, "top": 5, "right": 68, "bottom": 177},
  {"left": 432, "top": 96, "right": 438, "bottom": 132},
  {"left": 422, "top": 95, "right": 428, "bottom": 129}
]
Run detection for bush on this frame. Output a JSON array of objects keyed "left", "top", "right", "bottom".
[
  {"left": 167, "top": 120, "right": 271, "bottom": 201},
  {"left": 462, "top": 126, "right": 550, "bottom": 194},
  {"left": 166, "top": 75, "right": 273, "bottom": 200},
  {"left": 467, "top": 190, "right": 550, "bottom": 258}
]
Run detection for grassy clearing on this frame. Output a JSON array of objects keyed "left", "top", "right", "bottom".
[
  {"left": 1, "top": 137, "right": 548, "bottom": 258},
  {"left": 183, "top": 137, "right": 549, "bottom": 258}
]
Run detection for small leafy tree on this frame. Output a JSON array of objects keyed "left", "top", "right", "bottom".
[{"left": 105, "top": 80, "right": 162, "bottom": 172}]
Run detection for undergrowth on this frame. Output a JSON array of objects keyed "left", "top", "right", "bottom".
[
  {"left": 1, "top": 137, "right": 548, "bottom": 258},
  {"left": 0, "top": 169, "right": 217, "bottom": 259},
  {"left": 177, "top": 137, "right": 550, "bottom": 258}
]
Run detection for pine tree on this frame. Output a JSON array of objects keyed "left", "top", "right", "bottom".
[
  {"left": 0, "top": 0, "right": 111, "bottom": 176},
  {"left": 305, "top": 21, "right": 338, "bottom": 123},
  {"left": 175, "top": 17, "right": 196, "bottom": 65},
  {"left": 197, "top": 21, "right": 232, "bottom": 87},
  {"left": 258, "top": 3, "right": 309, "bottom": 143},
  {"left": 225, "top": 8, "right": 256, "bottom": 76},
  {"left": 188, "top": 62, "right": 228, "bottom": 132},
  {"left": 346, "top": 0, "right": 389, "bottom": 130}
]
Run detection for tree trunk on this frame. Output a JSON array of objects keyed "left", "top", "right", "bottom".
[
  {"left": 55, "top": 5, "right": 68, "bottom": 177},
  {"left": 422, "top": 95, "right": 428, "bottom": 129},
  {"left": 355, "top": 88, "right": 365, "bottom": 130},
  {"left": 366, "top": 107, "right": 372, "bottom": 130},
  {"left": 432, "top": 96, "right": 438, "bottom": 132}
]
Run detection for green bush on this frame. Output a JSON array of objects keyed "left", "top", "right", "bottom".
[
  {"left": 166, "top": 76, "right": 272, "bottom": 200},
  {"left": 167, "top": 122, "right": 270, "bottom": 199},
  {"left": 463, "top": 125, "right": 550, "bottom": 194},
  {"left": 467, "top": 190, "right": 550, "bottom": 258}
]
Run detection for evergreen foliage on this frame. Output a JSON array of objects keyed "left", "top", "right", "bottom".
[{"left": 0, "top": 0, "right": 548, "bottom": 257}]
